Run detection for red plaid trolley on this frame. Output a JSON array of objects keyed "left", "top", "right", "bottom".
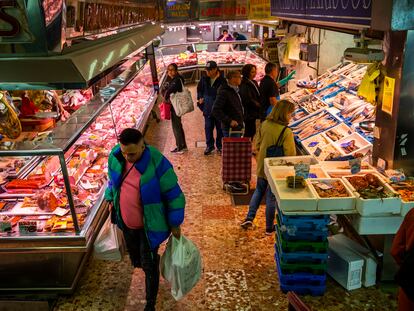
[{"left": 222, "top": 135, "right": 252, "bottom": 194}]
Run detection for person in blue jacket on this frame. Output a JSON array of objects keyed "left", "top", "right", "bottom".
[
  {"left": 233, "top": 32, "right": 248, "bottom": 51},
  {"left": 197, "top": 61, "right": 227, "bottom": 155}
]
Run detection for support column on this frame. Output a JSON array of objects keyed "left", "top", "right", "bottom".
[{"left": 146, "top": 43, "right": 160, "bottom": 93}]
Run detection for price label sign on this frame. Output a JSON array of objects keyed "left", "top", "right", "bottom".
[{"left": 294, "top": 163, "right": 310, "bottom": 179}]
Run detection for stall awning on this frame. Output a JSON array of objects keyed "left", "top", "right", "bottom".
[{"left": 0, "top": 23, "right": 163, "bottom": 90}]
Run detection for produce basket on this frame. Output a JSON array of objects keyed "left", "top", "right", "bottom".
[
  {"left": 307, "top": 178, "right": 356, "bottom": 212},
  {"left": 342, "top": 173, "right": 401, "bottom": 216}
]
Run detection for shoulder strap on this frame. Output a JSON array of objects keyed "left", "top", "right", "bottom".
[
  {"left": 276, "top": 126, "right": 288, "bottom": 147},
  {"left": 120, "top": 161, "right": 138, "bottom": 185}
]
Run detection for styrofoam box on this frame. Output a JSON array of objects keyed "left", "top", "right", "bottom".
[
  {"left": 265, "top": 156, "right": 319, "bottom": 168},
  {"left": 401, "top": 201, "right": 414, "bottom": 217},
  {"left": 323, "top": 123, "right": 353, "bottom": 143},
  {"left": 266, "top": 165, "right": 329, "bottom": 179},
  {"left": 325, "top": 170, "right": 378, "bottom": 179},
  {"left": 342, "top": 174, "right": 401, "bottom": 216},
  {"left": 319, "top": 161, "right": 374, "bottom": 171},
  {"left": 302, "top": 133, "right": 331, "bottom": 155},
  {"left": 267, "top": 178, "right": 318, "bottom": 212},
  {"left": 328, "top": 237, "right": 364, "bottom": 291},
  {"left": 331, "top": 234, "right": 377, "bottom": 287},
  {"left": 350, "top": 214, "right": 403, "bottom": 235},
  {"left": 333, "top": 132, "right": 372, "bottom": 156},
  {"left": 307, "top": 178, "right": 356, "bottom": 212}
]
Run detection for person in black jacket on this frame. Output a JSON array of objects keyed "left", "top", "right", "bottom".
[
  {"left": 160, "top": 63, "right": 188, "bottom": 154},
  {"left": 197, "top": 61, "right": 227, "bottom": 155},
  {"left": 239, "top": 64, "right": 261, "bottom": 138},
  {"left": 211, "top": 70, "right": 244, "bottom": 137}
]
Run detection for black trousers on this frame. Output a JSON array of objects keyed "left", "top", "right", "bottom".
[
  {"left": 244, "top": 119, "right": 257, "bottom": 139},
  {"left": 122, "top": 228, "right": 159, "bottom": 307},
  {"left": 171, "top": 106, "right": 187, "bottom": 150}
]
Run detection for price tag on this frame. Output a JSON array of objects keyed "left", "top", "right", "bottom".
[
  {"left": 315, "top": 182, "right": 333, "bottom": 190},
  {"left": 349, "top": 158, "right": 362, "bottom": 174},
  {"left": 314, "top": 147, "right": 322, "bottom": 157},
  {"left": 294, "top": 163, "right": 310, "bottom": 179},
  {"left": 54, "top": 207, "right": 70, "bottom": 217},
  {"left": 18, "top": 221, "right": 37, "bottom": 235},
  {"left": 308, "top": 141, "right": 319, "bottom": 148}
]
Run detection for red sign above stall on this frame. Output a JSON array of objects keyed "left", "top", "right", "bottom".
[{"left": 199, "top": 0, "right": 248, "bottom": 20}]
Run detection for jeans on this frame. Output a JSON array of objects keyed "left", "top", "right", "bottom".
[
  {"left": 205, "top": 115, "right": 223, "bottom": 150},
  {"left": 171, "top": 106, "right": 187, "bottom": 150},
  {"left": 246, "top": 177, "right": 277, "bottom": 231},
  {"left": 122, "top": 228, "right": 159, "bottom": 307}
]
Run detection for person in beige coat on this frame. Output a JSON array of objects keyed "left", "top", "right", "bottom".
[{"left": 241, "top": 100, "right": 296, "bottom": 235}]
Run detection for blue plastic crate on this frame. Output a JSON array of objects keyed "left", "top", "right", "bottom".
[
  {"left": 279, "top": 283, "right": 326, "bottom": 296},
  {"left": 276, "top": 207, "right": 330, "bottom": 231},
  {"left": 276, "top": 221, "right": 328, "bottom": 242},
  {"left": 275, "top": 242, "right": 328, "bottom": 265}
]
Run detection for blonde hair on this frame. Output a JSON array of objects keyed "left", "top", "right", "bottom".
[{"left": 266, "top": 100, "right": 295, "bottom": 125}]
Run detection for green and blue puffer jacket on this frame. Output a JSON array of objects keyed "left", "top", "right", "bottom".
[{"left": 104, "top": 144, "right": 185, "bottom": 250}]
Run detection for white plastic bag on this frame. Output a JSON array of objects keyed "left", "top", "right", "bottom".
[
  {"left": 160, "top": 235, "right": 202, "bottom": 300},
  {"left": 170, "top": 79, "right": 194, "bottom": 117},
  {"left": 94, "top": 217, "right": 125, "bottom": 261}
]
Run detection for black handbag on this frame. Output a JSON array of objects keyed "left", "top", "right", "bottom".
[
  {"left": 395, "top": 246, "right": 414, "bottom": 301},
  {"left": 266, "top": 126, "right": 288, "bottom": 157}
]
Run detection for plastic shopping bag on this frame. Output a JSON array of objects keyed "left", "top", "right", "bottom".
[
  {"left": 170, "top": 79, "right": 194, "bottom": 117},
  {"left": 94, "top": 217, "right": 125, "bottom": 261},
  {"left": 160, "top": 235, "right": 202, "bottom": 300},
  {"left": 160, "top": 102, "right": 171, "bottom": 120}
]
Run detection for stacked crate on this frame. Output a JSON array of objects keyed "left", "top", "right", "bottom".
[{"left": 275, "top": 207, "right": 330, "bottom": 296}]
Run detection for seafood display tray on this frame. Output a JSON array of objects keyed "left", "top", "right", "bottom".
[
  {"left": 342, "top": 174, "right": 401, "bottom": 216},
  {"left": 333, "top": 132, "right": 372, "bottom": 157},
  {"left": 268, "top": 178, "right": 318, "bottom": 212},
  {"left": 266, "top": 165, "right": 329, "bottom": 179},
  {"left": 307, "top": 179, "right": 356, "bottom": 212},
  {"left": 265, "top": 156, "right": 319, "bottom": 167}
]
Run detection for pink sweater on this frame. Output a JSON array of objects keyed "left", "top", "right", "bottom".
[{"left": 120, "top": 162, "right": 144, "bottom": 229}]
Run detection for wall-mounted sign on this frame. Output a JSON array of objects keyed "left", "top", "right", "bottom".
[
  {"left": 0, "top": 0, "right": 33, "bottom": 43},
  {"left": 199, "top": 0, "right": 248, "bottom": 20},
  {"left": 270, "top": 0, "right": 372, "bottom": 27},
  {"left": 249, "top": 0, "right": 272, "bottom": 20},
  {"left": 164, "top": 0, "right": 192, "bottom": 22},
  {"left": 382, "top": 76, "right": 395, "bottom": 116}
]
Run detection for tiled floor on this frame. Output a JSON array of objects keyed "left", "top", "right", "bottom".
[{"left": 54, "top": 87, "right": 398, "bottom": 310}]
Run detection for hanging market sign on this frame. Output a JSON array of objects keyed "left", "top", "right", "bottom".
[
  {"left": 270, "top": 0, "right": 372, "bottom": 27},
  {"left": 199, "top": 0, "right": 248, "bottom": 20},
  {"left": 164, "top": 0, "right": 192, "bottom": 22},
  {"left": 249, "top": 0, "right": 272, "bottom": 20},
  {"left": 0, "top": 0, "right": 33, "bottom": 43}
]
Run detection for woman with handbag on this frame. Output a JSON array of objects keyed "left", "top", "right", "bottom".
[
  {"left": 161, "top": 63, "right": 188, "bottom": 154},
  {"left": 240, "top": 100, "right": 296, "bottom": 235}
]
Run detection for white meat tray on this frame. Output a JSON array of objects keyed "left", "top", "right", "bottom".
[
  {"left": 342, "top": 174, "right": 401, "bottom": 216},
  {"left": 265, "top": 156, "right": 319, "bottom": 167},
  {"left": 350, "top": 214, "right": 404, "bottom": 235},
  {"left": 268, "top": 178, "right": 318, "bottom": 212},
  {"left": 307, "top": 178, "right": 356, "bottom": 212},
  {"left": 333, "top": 132, "right": 372, "bottom": 156},
  {"left": 265, "top": 165, "right": 329, "bottom": 179}
]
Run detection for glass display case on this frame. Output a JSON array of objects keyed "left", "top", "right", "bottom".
[
  {"left": 0, "top": 47, "right": 159, "bottom": 293},
  {"left": 156, "top": 41, "right": 267, "bottom": 83}
]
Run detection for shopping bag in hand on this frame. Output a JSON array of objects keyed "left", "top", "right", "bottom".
[
  {"left": 170, "top": 79, "right": 194, "bottom": 117},
  {"left": 160, "top": 102, "right": 171, "bottom": 120},
  {"left": 93, "top": 217, "right": 125, "bottom": 261},
  {"left": 160, "top": 235, "right": 202, "bottom": 300}
]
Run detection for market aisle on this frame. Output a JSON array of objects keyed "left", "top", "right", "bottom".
[{"left": 55, "top": 86, "right": 397, "bottom": 311}]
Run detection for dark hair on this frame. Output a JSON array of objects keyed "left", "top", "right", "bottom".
[
  {"left": 119, "top": 128, "right": 144, "bottom": 145},
  {"left": 223, "top": 29, "right": 228, "bottom": 34},
  {"left": 265, "top": 62, "right": 280, "bottom": 74},
  {"left": 241, "top": 64, "right": 256, "bottom": 79},
  {"left": 168, "top": 63, "right": 178, "bottom": 71},
  {"left": 226, "top": 70, "right": 241, "bottom": 80},
  {"left": 233, "top": 32, "right": 239, "bottom": 37}
]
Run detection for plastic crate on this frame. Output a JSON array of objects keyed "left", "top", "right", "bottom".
[
  {"left": 276, "top": 220, "right": 329, "bottom": 242},
  {"left": 276, "top": 226, "right": 328, "bottom": 254},
  {"left": 277, "top": 208, "right": 330, "bottom": 231},
  {"left": 275, "top": 246, "right": 327, "bottom": 275},
  {"left": 275, "top": 243, "right": 328, "bottom": 264},
  {"left": 279, "top": 283, "right": 326, "bottom": 296},
  {"left": 275, "top": 247, "right": 326, "bottom": 286}
]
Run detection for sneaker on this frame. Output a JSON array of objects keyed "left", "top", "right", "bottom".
[
  {"left": 170, "top": 148, "right": 184, "bottom": 154},
  {"left": 265, "top": 226, "right": 276, "bottom": 236},
  {"left": 240, "top": 219, "right": 253, "bottom": 229},
  {"left": 204, "top": 147, "right": 214, "bottom": 155}
]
